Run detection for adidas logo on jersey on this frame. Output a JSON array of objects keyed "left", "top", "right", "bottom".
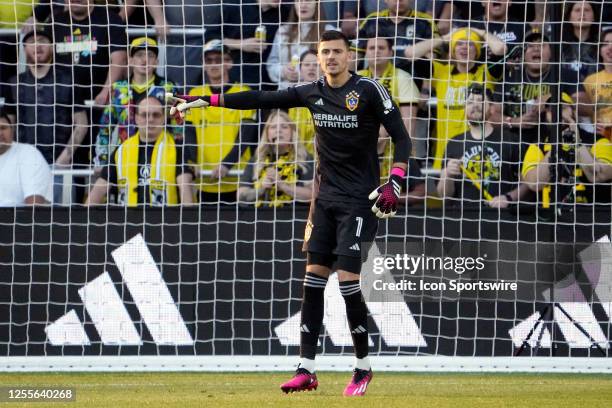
[
  {"left": 351, "top": 325, "right": 367, "bottom": 334},
  {"left": 383, "top": 98, "right": 394, "bottom": 115},
  {"left": 350, "top": 243, "right": 360, "bottom": 251},
  {"left": 315, "top": 98, "right": 324, "bottom": 105}
]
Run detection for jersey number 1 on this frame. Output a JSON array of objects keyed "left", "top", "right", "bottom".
[{"left": 355, "top": 216, "right": 363, "bottom": 237}]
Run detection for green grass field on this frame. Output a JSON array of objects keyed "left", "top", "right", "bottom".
[{"left": 1, "top": 372, "right": 612, "bottom": 407}]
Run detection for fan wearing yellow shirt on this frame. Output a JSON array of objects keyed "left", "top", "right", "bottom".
[
  {"left": 583, "top": 28, "right": 612, "bottom": 141},
  {"left": 184, "top": 40, "right": 256, "bottom": 203},
  {"left": 409, "top": 28, "right": 507, "bottom": 168},
  {"left": 357, "top": 36, "right": 419, "bottom": 180},
  {"left": 522, "top": 104, "right": 612, "bottom": 206}
]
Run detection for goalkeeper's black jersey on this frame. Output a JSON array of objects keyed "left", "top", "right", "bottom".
[{"left": 222, "top": 73, "right": 411, "bottom": 204}]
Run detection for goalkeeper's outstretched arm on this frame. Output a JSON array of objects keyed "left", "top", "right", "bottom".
[
  {"left": 167, "top": 89, "right": 304, "bottom": 121},
  {"left": 217, "top": 89, "right": 303, "bottom": 110}
]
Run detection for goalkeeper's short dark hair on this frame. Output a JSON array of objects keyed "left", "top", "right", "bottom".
[{"left": 319, "top": 30, "right": 350, "bottom": 49}]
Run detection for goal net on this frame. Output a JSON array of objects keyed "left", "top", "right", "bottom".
[{"left": 0, "top": 0, "right": 611, "bottom": 372}]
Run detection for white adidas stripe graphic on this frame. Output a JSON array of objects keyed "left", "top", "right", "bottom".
[
  {"left": 392, "top": 179, "right": 401, "bottom": 196},
  {"left": 360, "top": 382, "right": 368, "bottom": 394},
  {"left": 350, "top": 243, "right": 360, "bottom": 251},
  {"left": 45, "top": 234, "right": 194, "bottom": 346},
  {"left": 352, "top": 381, "right": 368, "bottom": 395}
]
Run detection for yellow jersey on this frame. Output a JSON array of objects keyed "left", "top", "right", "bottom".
[
  {"left": 521, "top": 139, "right": 612, "bottom": 205},
  {"left": 583, "top": 70, "right": 612, "bottom": 133},
  {"left": 185, "top": 84, "right": 255, "bottom": 193},
  {"left": 431, "top": 62, "right": 495, "bottom": 168}
]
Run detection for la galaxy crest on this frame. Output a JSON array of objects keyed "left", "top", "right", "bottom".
[
  {"left": 345, "top": 91, "right": 360, "bottom": 111},
  {"left": 304, "top": 220, "right": 313, "bottom": 242}
]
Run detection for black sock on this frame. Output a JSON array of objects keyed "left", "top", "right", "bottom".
[
  {"left": 299, "top": 272, "right": 328, "bottom": 360},
  {"left": 339, "top": 280, "right": 369, "bottom": 359}
]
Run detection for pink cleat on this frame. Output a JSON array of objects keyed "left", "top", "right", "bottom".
[
  {"left": 280, "top": 368, "right": 318, "bottom": 394},
  {"left": 343, "top": 368, "right": 373, "bottom": 396}
]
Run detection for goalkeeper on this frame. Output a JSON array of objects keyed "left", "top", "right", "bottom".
[{"left": 167, "top": 30, "right": 411, "bottom": 397}]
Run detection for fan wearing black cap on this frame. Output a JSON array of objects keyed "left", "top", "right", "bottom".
[
  {"left": 523, "top": 30, "right": 612, "bottom": 207},
  {"left": 4, "top": 26, "right": 88, "bottom": 203},
  {"left": 490, "top": 29, "right": 585, "bottom": 145},
  {"left": 93, "top": 37, "right": 180, "bottom": 168}
]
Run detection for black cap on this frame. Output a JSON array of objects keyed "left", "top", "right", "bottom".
[
  {"left": 524, "top": 28, "right": 550, "bottom": 43},
  {"left": 129, "top": 37, "right": 159, "bottom": 57},
  {"left": 467, "top": 83, "right": 493, "bottom": 100},
  {"left": 203, "top": 39, "right": 229, "bottom": 55},
  {"left": 22, "top": 25, "right": 53, "bottom": 44}
]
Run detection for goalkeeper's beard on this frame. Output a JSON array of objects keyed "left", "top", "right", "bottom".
[
  {"left": 325, "top": 67, "right": 348, "bottom": 78},
  {"left": 322, "top": 61, "right": 348, "bottom": 78}
]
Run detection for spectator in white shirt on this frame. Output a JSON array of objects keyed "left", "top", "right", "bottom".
[{"left": 0, "top": 111, "right": 51, "bottom": 206}]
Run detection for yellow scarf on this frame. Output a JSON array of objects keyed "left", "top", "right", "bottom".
[
  {"left": 254, "top": 152, "right": 299, "bottom": 207},
  {"left": 115, "top": 131, "right": 178, "bottom": 206}
]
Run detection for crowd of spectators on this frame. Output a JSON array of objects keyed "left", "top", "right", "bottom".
[{"left": 0, "top": 0, "right": 610, "bottom": 210}]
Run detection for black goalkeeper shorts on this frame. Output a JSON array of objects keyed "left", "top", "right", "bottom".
[{"left": 303, "top": 198, "right": 378, "bottom": 260}]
